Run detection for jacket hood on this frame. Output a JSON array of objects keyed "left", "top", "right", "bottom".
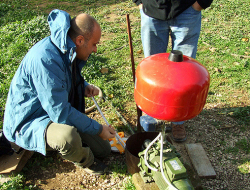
[{"left": 48, "top": 9, "right": 71, "bottom": 54}]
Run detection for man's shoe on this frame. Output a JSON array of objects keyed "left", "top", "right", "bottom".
[
  {"left": 171, "top": 123, "right": 187, "bottom": 142},
  {"left": 83, "top": 158, "right": 108, "bottom": 175}
]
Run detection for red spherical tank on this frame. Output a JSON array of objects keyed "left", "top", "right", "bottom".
[{"left": 134, "top": 51, "right": 210, "bottom": 121}]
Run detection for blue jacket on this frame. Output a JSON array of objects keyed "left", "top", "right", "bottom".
[{"left": 3, "top": 9, "right": 101, "bottom": 155}]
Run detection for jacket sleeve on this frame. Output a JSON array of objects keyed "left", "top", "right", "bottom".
[
  {"left": 197, "top": 0, "right": 213, "bottom": 9},
  {"left": 31, "top": 53, "right": 102, "bottom": 135},
  {"left": 133, "top": 0, "right": 142, "bottom": 6}
]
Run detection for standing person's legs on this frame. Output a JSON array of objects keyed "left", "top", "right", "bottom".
[
  {"left": 170, "top": 6, "right": 202, "bottom": 142},
  {"left": 170, "top": 6, "right": 201, "bottom": 59},
  {"left": 140, "top": 9, "right": 170, "bottom": 58},
  {"left": 46, "top": 122, "right": 111, "bottom": 174},
  {"left": 140, "top": 9, "right": 185, "bottom": 139}
]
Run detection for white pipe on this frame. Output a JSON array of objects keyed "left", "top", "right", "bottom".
[
  {"left": 143, "top": 132, "right": 161, "bottom": 172},
  {"left": 143, "top": 131, "right": 178, "bottom": 189},
  {"left": 160, "top": 133, "right": 178, "bottom": 190}
]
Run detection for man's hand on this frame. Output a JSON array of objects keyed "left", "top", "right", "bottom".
[
  {"left": 99, "top": 125, "right": 116, "bottom": 140},
  {"left": 85, "top": 84, "right": 99, "bottom": 97},
  {"left": 192, "top": 1, "right": 203, "bottom": 11}
]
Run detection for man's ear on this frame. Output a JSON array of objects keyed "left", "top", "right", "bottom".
[{"left": 75, "top": 35, "right": 85, "bottom": 46}]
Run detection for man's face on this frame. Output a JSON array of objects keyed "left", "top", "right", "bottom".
[{"left": 75, "top": 24, "right": 101, "bottom": 61}]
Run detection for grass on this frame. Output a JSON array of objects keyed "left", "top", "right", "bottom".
[
  {"left": 198, "top": 0, "right": 250, "bottom": 107},
  {"left": 238, "top": 159, "right": 250, "bottom": 174},
  {"left": 0, "top": 0, "right": 249, "bottom": 189},
  {"left": 236, "top": 138, "right": 250, "bottom": 154},
  {"left": 0, "top": 174, "right": 36, "bottom": 189}
]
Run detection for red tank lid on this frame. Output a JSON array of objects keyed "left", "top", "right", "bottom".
[{"left": 134, "top": 51, "right": 210, "bottom": 121}]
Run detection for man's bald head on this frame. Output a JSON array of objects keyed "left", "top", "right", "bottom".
[{"left": 68, "top": 13, "right": 100, "bottom": 42}]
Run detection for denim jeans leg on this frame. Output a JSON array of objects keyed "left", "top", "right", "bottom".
[
  {"left": 140, "top": 9, "right": 170, "bottom": 58},
  {"left": 170, "top": 6, "right": 202, "bottom": 59},
  {"left": 172, "top": 121, "right": 185, "bottom": 125},
  {"left": 171, "top": 6, "right": 201, "bottom": 125},
  {"left": 140, "top": 7, "right": 201, "bottom": 126}
]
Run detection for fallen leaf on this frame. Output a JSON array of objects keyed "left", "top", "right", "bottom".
[
  {"left": 215, "top": 68, "right": 222, "bottom": 73},
  {"left": 209, "top": 47, "right": 216, "bottom": 52},
  {"left": 203, "top": 18, "right": 209, "bottom": 22},
  {"left": 221, "top": 36, "right": 228, "bottom": 40},
  {"left": 100, "top": 67, "right": 109, "bottom": 74},
  {"left": 233, "top": 62, "right": 240, "bottom": 65},
  {"left": 220, "top": 124, "right": 234, "bottom": 129},
  {"left": 242, "top": 38, "right": 249, "bottom": 42},
  {"left": 137, "top": 49, "right": 142, "bottom": 54}
]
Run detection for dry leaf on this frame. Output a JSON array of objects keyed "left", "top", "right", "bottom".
[
  {"left": 233, "top": 62, "right": 240, "bottom": 65},
  {"left": 100, "top": 67, "right": 109, "bottom": 74},
  {"left": 242, "top": 38, "right": 249, "bottom": 42},
  {"left": 203, "top": 18, "right": 209, "bottom": 22},
  {"left": 221, "top": 36, "right": 228, "bottom": 40},
  {"left": 137, "top": 49, "right": 142, "bottom": 54},
  {"left": 220, "top": 124, "right": 234, "bottom": 129},
  {"left": 215, "top": 68, "right": 222, "bottom": 73},
  {"left": 209, "top": 47, "right": 216, "bottom": 52}
]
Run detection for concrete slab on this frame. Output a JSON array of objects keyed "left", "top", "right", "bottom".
[
  {"left": 185, "top": 143, "right": 216, "bottom": 179},
  {"left": 0, "top": 174, "right": 11, "bottom": 185},
  {"left": 132, "top": 173, "right": 159, "bottom": 190}
]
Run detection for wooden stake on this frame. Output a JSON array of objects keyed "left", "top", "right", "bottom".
[{"left": 126, "top": 14, "right": 142, "bottom": 132}]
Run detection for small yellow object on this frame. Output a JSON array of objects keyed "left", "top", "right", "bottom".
[{"left": 242, "top": 38, "right": 249, "bottom": 42}]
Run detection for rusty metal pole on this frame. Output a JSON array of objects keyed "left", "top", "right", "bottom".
[{"left": 126, "top": 14, "right": 142, "bottom": 133}]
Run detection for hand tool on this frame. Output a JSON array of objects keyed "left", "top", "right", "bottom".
[{"left": 91, "top": 96, "right": 126, "bottom": 154}]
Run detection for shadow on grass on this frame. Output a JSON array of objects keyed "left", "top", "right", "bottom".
[
  {"left": 202, "top": 106, "right": 250, "bottom": 127},
  {"left": 0, "top": 0, "right": 129, "bottom": 27}
]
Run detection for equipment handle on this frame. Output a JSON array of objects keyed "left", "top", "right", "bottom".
[
  {"left": 92, "top": 96, "right": 109, "bottom": 126},
  {"left": 91, "top": 97, "right": 126, "bottom": 149}
]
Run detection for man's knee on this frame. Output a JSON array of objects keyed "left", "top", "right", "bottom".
[{"left": 46, "top": 123, "right": 82, "bottom": 151}]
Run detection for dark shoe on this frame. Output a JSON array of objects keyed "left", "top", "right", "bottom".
[
  {"left": 171, "top": 123, "right": 187, "bottom": 142},
  {"left": 83, "top": 158, "right": 108, "bottom": 175}
]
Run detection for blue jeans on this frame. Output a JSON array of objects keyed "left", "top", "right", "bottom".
[
  {"left": 140, "top": 6, "right": 202, "bottom": 124},
  {"left": 140, "top": 6, "right": 201, "bottom": 59}
]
